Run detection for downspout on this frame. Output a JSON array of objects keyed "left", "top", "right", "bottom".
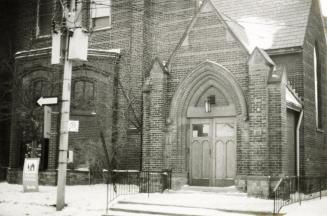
[{"left": 296, "top": 110, "right": 303, "bottom": 202}]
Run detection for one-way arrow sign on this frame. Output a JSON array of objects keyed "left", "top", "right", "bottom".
[{"left": 37, "top": 97, "right": 58, "bottom": 106}]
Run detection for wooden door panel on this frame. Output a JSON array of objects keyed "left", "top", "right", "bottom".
[
  {"left": 202, "top": 140, "right": 210, "bottom": 178},
  {"left": 226, "top": 140, "right": 236, "bottom": 178},
  {"left": 214, "top": 120, "right": 236, "bottom": 181},
  {"left": 215, "top": 140, "right": 226, "bottom": 179},
  {"left": 191, "top": 140, "right": 202, "bottom": 179}
]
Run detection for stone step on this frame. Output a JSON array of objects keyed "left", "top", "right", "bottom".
[
  {"left": 175, "top": 185, "right": 246, "bottom": 195},
  {"left": 107, "top": 201, "right": 273, "bottom": 216},
  {"left": 108, "top": 202, "right": 234, "bottom": 216}
]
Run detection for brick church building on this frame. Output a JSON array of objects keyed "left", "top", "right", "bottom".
[{"left": 3, "top": 0, "right": 327, "bottom": 196}]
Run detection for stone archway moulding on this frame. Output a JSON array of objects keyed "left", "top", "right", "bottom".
[
  {"left": 168, "top": 60, "right": 248, "bottom": 123},
  {"left": 165, "top": 61, "right": 248, "bottom": 172}
]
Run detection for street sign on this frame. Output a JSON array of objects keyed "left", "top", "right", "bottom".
[
  {"left": 23, "top": 158, "right": 40, "bottom": 192},
  {"left": 37, "top": 97, "right": 58, "bottom": 106},
  {"left": 43, "top": 106, "right": 52, "bottom": 139},
  {"left": 68, "top": 120, "right": 79, "bottom": 132}
]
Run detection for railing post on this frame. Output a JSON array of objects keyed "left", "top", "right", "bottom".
[
  {"left": 273, "top": 191, "right": 276, "bottom": 215},
  {"left": 299, "top": 176, "right": 301, "bottom": 205},
  {"left": 320, "top": 177, "right": 322, "bottom": 199},
  {"left": 169, "top": 169, "right": 172, "bottom": 189},
  {"left": 106, "top": 179, "right": 109, "bottom": 216},
  {"left": 147, "top": 171, "right": 150, "bottom": 197}
]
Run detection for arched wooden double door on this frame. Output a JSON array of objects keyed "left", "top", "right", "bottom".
[{"left": 190, "top": 117, "right": 236, "bottom": 186}]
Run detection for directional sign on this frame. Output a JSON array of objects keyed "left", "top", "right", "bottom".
[{"left": 37, "top": 97, "right": 58, "bottom": 106}]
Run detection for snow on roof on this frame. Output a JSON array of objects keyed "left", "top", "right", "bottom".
[
  {"left": 210, "top": 0, "right": 312, "bottom": 50},
  {"left": 286, "top": 85, "right": 302, "bottom": 110}
]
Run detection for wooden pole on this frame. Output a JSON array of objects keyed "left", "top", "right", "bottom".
[
  {"left": 56, "top": 28, "right": 72, "bottom": 210},
  {"left": 56, "top": 0, "right": 75, "bottom": 210}
]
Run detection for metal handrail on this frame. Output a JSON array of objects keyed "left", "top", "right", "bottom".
[
  {"left": 273, "top": 176, "right": 327, "bottom": 215},
  {"left": 103, "top": 169, "right": 172, "bottom": 215}
]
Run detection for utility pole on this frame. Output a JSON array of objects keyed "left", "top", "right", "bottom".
[{"left": 56, "top": 0, "right": 75, "bottom": 211}]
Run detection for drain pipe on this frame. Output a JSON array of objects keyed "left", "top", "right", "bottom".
[{"left": 296, "top": 110, "right": 303, "bottom": 204}]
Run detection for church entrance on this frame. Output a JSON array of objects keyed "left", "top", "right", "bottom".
[{"left": 190, "top": 117, "right": 236, "bottom": 186}]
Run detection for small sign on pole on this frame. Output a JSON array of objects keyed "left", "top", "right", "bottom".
[
  {"left": 23, "top": 158, "right": 40, "bottom": 192},
  {"left": 68, "top": 150, "right": 74, "bottom": 163},
  {"left": 68, "top": 120, "right": 79, "bottom": 132},
  {"left": 43, "top": 106, "right": 52, "bottom": 139},
  {"left": 37, "top": 96, "right": 58, "bottom": 107}
]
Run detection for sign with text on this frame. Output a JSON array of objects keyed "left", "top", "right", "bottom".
[
  {"left": 68, "top": 120, "right": 79, "bottom": 132},
  {"left": 23, "top": 158, "right": 40, "bottom": 192}
]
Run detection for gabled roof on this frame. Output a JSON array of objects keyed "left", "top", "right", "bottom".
[{"left": 210, "top": 0, "right": 312, "bottom": 50}]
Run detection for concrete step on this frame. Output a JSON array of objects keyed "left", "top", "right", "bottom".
[
  {"left": 105, "top": 187, "right": 272, "bottom": 216},
  {"left": 175, "top": 185, "right": 246, "bottom": 196},
  {"left": 108, "top": 202, "right": 237, "bottom": 216},
  {"left": 107, "top": 201, "right": 273, "bottom": 216}
]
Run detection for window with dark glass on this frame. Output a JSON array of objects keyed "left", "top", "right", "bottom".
[
  {"left": 36, "top": 0, "right": 53, "bottom": 36},
  {"left": 72, "top": 80, "right": 95, "bottom": 109},
  {"left": 192, "top": 124, "right": 209, "bottom": 137},
  {"left": 31, "top": 79, "right": 50, "bottom": 101}
]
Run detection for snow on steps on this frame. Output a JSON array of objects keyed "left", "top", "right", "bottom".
[
  {"left": 108, "top": 202, "right": 227, "bottom": 216},
  {"left": 106, "top": 186, "right": 273, "bottom": 216},
  {"left": 176, "top": 185, "right": 247, "bottom": 195},
  {"left": 107, "top": 201, "right": 273, "bottom": 216}
]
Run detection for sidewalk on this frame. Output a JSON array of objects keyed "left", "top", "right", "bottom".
[{"left": 1, "top": 182, "right": 326, "bottom": 216}]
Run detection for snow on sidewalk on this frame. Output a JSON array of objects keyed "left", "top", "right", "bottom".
[
  {"left": 282, "top": 196, "right": 327, "bottom": 216},
  {"left": 1, "top": 182, "right": 327, "bottom": 216},
  {"left": 0, "top": 182, "right": 108, "bottom": 216}
]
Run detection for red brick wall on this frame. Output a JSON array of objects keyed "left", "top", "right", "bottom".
[
  {"left": 8, "top": 0, "right": 327, "bottom": 186},
  {"left": 162, "top": 5, "right": 249, "bottom": 174},
  {"left": 11, "top": 54, "right": 117, "bottom": 173}
]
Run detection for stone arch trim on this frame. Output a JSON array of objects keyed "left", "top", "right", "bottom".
[
  {"left": 165, "top": 61, "right": 248, "bottom": 172},
  {"left": 169, "top": 61, "right": 248, "bottom": 122}
]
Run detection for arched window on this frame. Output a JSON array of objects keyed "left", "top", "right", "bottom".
[
  {"left": 31, "top": 79, "right": 50, "bottom": 101},
  {"left": 36, "top": 0, "right": 53, "bottom": 36},
  {"left": 72, "top": 79, "right": 95, "bottom": 110},
  {"left": 314, "top": 42, "right": 323, "bottom": 129}
]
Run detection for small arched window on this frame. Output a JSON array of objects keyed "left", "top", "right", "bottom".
[
  {"left": 72, "top": 79, "right": 95, "bottom": 110},
  {"left": 31, "top": 79, "right": 50, "bottom": 101},
  {"left": 314, "top": 41, "right": 323, "bottom": 129}
]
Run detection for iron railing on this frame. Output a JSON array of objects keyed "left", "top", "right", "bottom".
[
  {"left": 273, "top": 176, "right": 327, "bottom": 215},
  {"left": 103, "top": 169, "right": 172, "bottom": 215}
]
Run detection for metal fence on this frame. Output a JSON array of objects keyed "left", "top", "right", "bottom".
[
  {"left": 273, "top": 176, "right": 327, "bottom": 215},
  {"left": 103, "top": 169, "right": 172, "bottom": 215}
]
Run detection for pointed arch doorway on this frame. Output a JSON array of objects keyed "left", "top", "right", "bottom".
[
  {"left": 187, "top": 85, "right": 237, "bottom": 186},
  {"left": 167, "top": 61, "right": 247, "bottom": 187}
]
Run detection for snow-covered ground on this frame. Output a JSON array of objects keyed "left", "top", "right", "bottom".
[
  {"left": 281, "top": 196, "right": 327, "bottom": 216},
  {"left": 0, "top": 182, "right": 109, "bottom": 216},
  {"left": 0, "top": 182, "right": 326, "bottom": 216}
]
